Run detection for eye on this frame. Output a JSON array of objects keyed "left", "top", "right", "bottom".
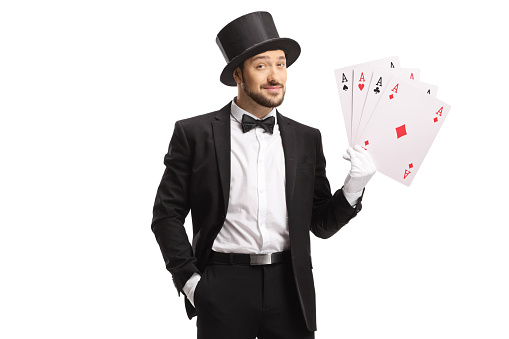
[{"left": 256, "top": 64, "right": 266, "bottom": 69}]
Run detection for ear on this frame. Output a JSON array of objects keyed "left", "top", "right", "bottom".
[{"left": 233, "top": 67, "right": 242, "bottom": 85}]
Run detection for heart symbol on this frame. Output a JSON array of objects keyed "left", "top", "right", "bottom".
[{"left": 358, "top": 84, "right": 364, "bottom": 91}]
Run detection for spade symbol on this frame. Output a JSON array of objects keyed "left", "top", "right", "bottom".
[
  {"left": 343, "top": 85, "right": 348, "bottom": 91},
  {"left": 374, "top": 87, "right": 380, "bottom": 94}
]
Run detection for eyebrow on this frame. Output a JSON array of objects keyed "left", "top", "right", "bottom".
[{"left": 250, "top": 55, "right": 286, "bottom": 63}]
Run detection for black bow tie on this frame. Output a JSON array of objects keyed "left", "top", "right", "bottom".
[{"left": 241, "top": 114, "right": 275, "bottom": 134}]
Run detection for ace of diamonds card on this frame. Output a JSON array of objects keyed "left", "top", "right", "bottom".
[
  {"left": 355, "top": 68, "right": 421, "bottom": 145},
  {"left": 358, "top": 77, "right": 451, "bottom": 186}
]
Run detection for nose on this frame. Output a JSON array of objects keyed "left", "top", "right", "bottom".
[
  {"left": 267, "top": 68, "right": 277, "bottom": 84},
  {"left": 267, "top": 65, "right": 283, "bottom": 85}
]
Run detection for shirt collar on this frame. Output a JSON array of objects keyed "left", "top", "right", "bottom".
[{"left": 230, "top": 97, "right": 278, "bottom": 125}]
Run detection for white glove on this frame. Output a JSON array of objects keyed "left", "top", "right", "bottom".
[{"left": 342, "top": 145, "right": 376, "bottom": 194}]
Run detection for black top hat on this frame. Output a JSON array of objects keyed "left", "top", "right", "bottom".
[{"left": 216, "top": 11, "right": 301, "bottom": 86}]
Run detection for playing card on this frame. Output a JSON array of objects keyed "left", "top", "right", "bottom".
[
  {"left": 357, "top": 78, "right": 451, "bottom": 186},
  {"left": 408, "top": 80, "right": 438, "bottom": 98},
  {"left": 353, "top": 68, "right": 420, "bottom": 144},
  {"left": 334, "top": 56, "right": 400, "bottom": 146},
  {"left": 355, "top": 69, "right": 428, "bottom": 145}
]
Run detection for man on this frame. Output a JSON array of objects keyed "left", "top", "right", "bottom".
[{"left": 152, "top": 11, "right": 376, "bottom": 339}]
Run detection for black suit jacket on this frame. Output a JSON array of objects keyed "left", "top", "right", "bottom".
[{"left": 152, "top": 102, "right": 363, "bottom": 331}]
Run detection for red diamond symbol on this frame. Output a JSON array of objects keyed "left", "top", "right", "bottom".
[
  {"left": 433, "top": 117, "right": 438, "bottom": 123},
  {"left": 409, "top": 163, "right": 413, "bottom": 169},
  {"left": 389, "top": 94, "right": 394, "bottom": 100},
  {"left": 395, "top": 124, "right": 407, "bottom": 139},
  {"left": 364, "top": 140, "right": 369, "bottom": 146}
]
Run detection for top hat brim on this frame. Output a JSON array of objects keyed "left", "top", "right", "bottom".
[{"left": 219, "top": 37, "right": 301, "bottom": 86}]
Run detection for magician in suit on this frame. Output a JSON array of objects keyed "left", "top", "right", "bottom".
[{"left": 151, "top": 11, "right": 376, "bottom": 339}]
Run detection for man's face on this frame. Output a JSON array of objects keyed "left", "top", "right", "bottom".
[{"left": 237, "top": 50, "right": 287, "bottom": 108}]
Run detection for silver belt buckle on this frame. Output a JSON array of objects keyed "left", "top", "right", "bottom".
[{"left": 250, "top": 253, "right": 272, "bottom": 265}]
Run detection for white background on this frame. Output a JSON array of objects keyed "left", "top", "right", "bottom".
[{"left": 1, "top": 1, "right": 508, "bottom": 338}]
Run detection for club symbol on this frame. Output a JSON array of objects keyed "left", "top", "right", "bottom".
[
  {"left": 374, "top": 87, "right": 380, "bottom": 94},
  {"left": 343, "top": 85, "right": 348, "bottom": 91}
]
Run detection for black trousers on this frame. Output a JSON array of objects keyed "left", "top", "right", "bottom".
[{"left": 194, "top": 259, "right": 314, "bottom": 339}]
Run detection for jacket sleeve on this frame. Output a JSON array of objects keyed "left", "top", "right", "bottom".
[
  {"left": 310, "top": 129, "right": 364, "bottom": 239},
  {"left": 151, "top": 121, "right": 200, "bottom": 295}
]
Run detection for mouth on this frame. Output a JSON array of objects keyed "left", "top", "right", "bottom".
[{"left": 263, "top": 86, "right": 282, "bottom": 93}]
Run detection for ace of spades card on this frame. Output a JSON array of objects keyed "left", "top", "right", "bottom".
[
  {"left": 358, "top": 78, "right": 451, "bottom": 186},
  {"left": 334, "top": 56, "right": 400, "bottom": 146}
]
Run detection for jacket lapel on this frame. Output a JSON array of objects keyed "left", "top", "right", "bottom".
[
  {"left": 277, "top": 112, "right": 296, "bottom": 211},
  {"left": 212, "top": 103, "right": 232, "bottom": 213}
]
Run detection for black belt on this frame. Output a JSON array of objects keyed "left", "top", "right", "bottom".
[{"left": 208, "top": 250, "right": 290, "bottom": 265}]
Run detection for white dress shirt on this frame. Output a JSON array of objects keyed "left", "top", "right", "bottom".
[{"left": 211, "top": 99, "right": 289, "bottom": 254}]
